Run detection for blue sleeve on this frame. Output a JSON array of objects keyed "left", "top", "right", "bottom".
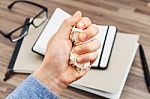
[{"left": 6, "top": 75, "right": 59, "bottom": 99}]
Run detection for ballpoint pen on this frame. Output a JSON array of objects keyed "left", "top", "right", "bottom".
[
  {"left": 3, "top": 18, "right": 30, "bottom": 81},
  {"left": 139, "top": 44, "right": 150, "bottom": 93}
]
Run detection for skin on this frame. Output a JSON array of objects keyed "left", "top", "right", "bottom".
[{"left": 33, "top": 11, "right": 100, "bottom": 96}]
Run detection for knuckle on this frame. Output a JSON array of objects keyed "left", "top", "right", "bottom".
[
  {"left": 87, "top": 54, "right": 91, "bottom": 60},
  {"left": 91, "top": 54, "right": 98, "bottom": 61},
  {"left": 92, "top": 24, "right": 99, "bottom": 34},
  {"left": 93, "top": 24, "right": 99, "bottom": 34},
  {"left": 89, "top": 54, "right": 94, "bottom": 61},
  {"left": 94, "top": 39, "right": 101, "bottom": 49},
  {"left": 91, "top": 52, "right": 98, "bottom": 60},
  {"left": 82, "top": 43, "right": 93, "bottom": 52},
  {"left": 76, "top": 44, "right": 91, "bottom": 54},
  {"left": 88, "top": 24, "right": 99, "bottom": 36},
  {"left": 89, "top": 28, "right": 93, "bottom": 34},
  {"left": 84, "top": 44, "right": 90, "bottom": 51},
  {"left": 80, "top": 44, "right": 89, "bottom": 52}
]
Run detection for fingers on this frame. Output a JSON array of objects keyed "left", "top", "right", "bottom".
[
  {"left": 78, "top": 24, "right": 99, "bottom": 42},
  {"left": 74, "top": 39, "right": 100, "bottom": 55},
  {"left": 76, "top": 17, "right": 92, "bottom": 29},
  {"left": 77, "top": 51, "right": 98, "bottom": 63}
]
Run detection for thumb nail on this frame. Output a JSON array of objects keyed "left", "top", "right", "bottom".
[
  {"left": 73, "top": 11, "right": 81, "bottom": 17},
  {"left": 79, "top": 33, "right": 87, "bottom": 41}
]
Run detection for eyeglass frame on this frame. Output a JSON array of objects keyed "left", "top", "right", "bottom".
[{"left": 0, "top": 0, "right": 48, "bottom": 43}]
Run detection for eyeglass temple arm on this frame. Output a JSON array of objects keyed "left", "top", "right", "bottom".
[
  {"left": 9, "top": 22, "right": 30, "bottom": 35},
  {"left": 0, "top": 30, "right": 8, "bottom": 37},
  {"left": 0, "top": 27, "right": 26, "bottom": 38},
  {"left": 0, "top": 21, "right": 30, "bottom": 38},
  {"left": 12, "top": 19, "right": 30, "bottom": 42},
  {"left": 8, "top": 0, "right": 48, "bottom": 11}
]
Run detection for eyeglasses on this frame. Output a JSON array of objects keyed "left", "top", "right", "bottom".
[{"left": 0, "top": 0, "right": 48, "bottom": 42}]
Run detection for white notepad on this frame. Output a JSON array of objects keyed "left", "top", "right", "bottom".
[{"left": 32, "top": 8, "right": 117, "bottom": 69}]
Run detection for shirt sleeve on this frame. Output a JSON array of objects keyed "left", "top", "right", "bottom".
[{"left": 6, "top": 74, "right": 59, "bottom": 99}]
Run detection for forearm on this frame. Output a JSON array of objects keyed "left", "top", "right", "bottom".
[{"left": 6, "top": 75, "right": 59, "bottom": 99}]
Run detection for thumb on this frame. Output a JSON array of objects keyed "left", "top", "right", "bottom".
[
  {"left": 70, "top": 11, "right": 82, "bottom": 26},
  {"left": 58, "top": 11, "right": 82, "bottom": 39}
]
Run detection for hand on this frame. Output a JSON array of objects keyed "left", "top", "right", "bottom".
[{"left": 33, "top": 11, "right": 100, "bottom": 96}]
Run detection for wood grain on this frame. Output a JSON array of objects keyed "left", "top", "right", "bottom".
[{"left": 0, "top": 0, "right": 150, "bottom": 99}]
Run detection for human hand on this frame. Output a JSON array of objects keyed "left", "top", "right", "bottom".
[{"left": 33, "top": 11, "right": 100, "bottom": 96}]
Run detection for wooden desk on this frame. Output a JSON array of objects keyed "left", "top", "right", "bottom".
[{"left": 0, "top": 0, "right": 150, "bottom": 99}]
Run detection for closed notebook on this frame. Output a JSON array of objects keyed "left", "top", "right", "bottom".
[
  {"left": 71, "top": 34, "right": 139, "bottom": 99},
  {"left": 12, "top": 18, "right": 139, "bottom": 99}
]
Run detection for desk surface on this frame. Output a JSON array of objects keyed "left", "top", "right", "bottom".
[{"left": 0, "top": 0, "right": 150, "bottom": 99}]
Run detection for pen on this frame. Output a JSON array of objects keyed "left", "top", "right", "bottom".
[
  {"left": 3, "top": 69, "right": 14, "bottom": 81},
  {"left": 3, "top": 18, "right": 30, "bottom": 81},
  {"left": 139, "top": 44, "right": 150, "bottom": 93}
]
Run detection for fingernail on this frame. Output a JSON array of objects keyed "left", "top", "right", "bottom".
[
  {"left": 77, "top": 22, "right": 85, "bottom": 29},
  {"left": 73, "top": 11, "right": 81, "bottom": 17},
  {"left": 77, "top": 57, "right": 82, "bottom": 62},
  {"left": 75, "top": 47, "right": 81, "bottom": 53},
  {"left": 79, "top": 33, "right": 87, "bottom": 41}
]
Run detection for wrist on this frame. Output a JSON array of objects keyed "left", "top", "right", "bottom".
[{"left": 33, "top": 66, "right": 67, "bottom": 96}]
